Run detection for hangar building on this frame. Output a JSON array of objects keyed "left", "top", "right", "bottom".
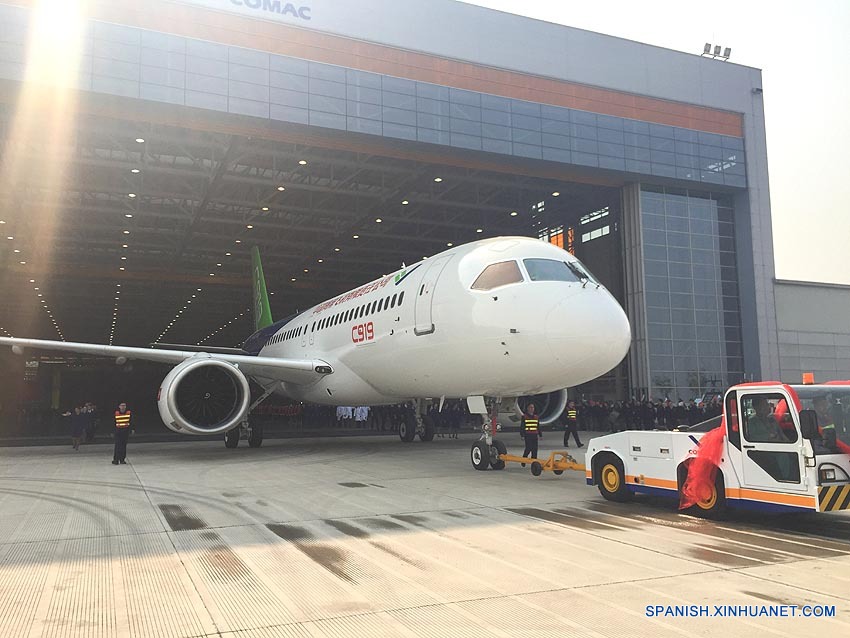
[{"left": 1, "top": 0, "right": 837, "bottom": 428}]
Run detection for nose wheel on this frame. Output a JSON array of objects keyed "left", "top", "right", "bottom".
[{"left": 470, "top": 438, "right": 507, "bottom": 470}]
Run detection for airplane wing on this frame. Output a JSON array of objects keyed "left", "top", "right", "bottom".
[{"left": 0, "top": 337, "right": 331, "bottom": 385}]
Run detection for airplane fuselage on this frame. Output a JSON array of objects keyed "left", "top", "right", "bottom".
[{"left": 250, "top": 237, "right": 631, "bottom": 405}]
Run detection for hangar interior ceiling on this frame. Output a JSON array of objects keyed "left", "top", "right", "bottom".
[{"left": 0, "top": 102, "right": 620, "bottom": 348}]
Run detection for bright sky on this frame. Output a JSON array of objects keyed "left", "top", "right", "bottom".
[{"left": 464, "top": 0, "right": 850, "bottom": 286}]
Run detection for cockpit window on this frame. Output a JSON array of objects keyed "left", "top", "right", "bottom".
[
  {"left": 523, "top": 258, "right": 601, "bottom": 286},
  {"left": 523, "top": 258, "right": 584, "bottom": 283},
  {"left": 471, "top": 260, "right": 524, "bottom": 291}
]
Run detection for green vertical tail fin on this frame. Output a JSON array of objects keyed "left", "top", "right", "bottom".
[{"left": 251, "top": 246, "right": 274, "bottom": 332}]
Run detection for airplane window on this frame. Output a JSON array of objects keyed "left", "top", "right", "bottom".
[
  {"left": 391, "top": 293, "right": 397, "bottom": 309},
  {"left": 311, "top": 322, "right": 315, "bottom": 332},
  {"left": 385, "top": 296, "right": 391, "bottom": 309},
  {"left": 371, "top": 300, "right": 378, "bottom": 314},
  {"left": 471, "top": 260, "right": 523, "bottom": 291},
  {"left": 398, "top": 291, "right": 404, "bottom": 306},
  {"left": 524, "top": 258, "right": 582, "bottom": 283}
]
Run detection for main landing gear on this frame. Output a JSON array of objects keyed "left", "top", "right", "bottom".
[
  {"left": 469, "top": 397, "right": 507, "bottom": 471},
  {"left": 223, "top": 421, "right": 264, "bottom": 448},
  {"left": 398, "top": 399, "right": 436, "bottom": 443},
  {"left": 223, "top": 384, "right": 274, "bottom": 449}
]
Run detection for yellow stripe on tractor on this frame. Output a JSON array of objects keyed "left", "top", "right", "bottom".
[{"left": 819, "top": 485, "right": 850, "bottom": 512}]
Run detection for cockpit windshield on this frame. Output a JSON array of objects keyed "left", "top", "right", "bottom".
[
  {"left": 522, "top": 258, "right": 599, "bottom": 286},
  {"left": 470, "top": 260, "right": 524, "bottom": 291}
]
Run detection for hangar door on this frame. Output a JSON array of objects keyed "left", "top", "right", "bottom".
[{"left": 414, "top": 256, "right": 452, "bottom": 336}]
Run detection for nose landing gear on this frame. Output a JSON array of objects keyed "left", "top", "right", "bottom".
[{"left": 468, "top": 396, "right": 507, "bottom": 471}]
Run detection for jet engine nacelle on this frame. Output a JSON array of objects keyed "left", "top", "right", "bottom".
[
  {"left": 514, "top": 389, "right": 569, "bottom": 426},
  {"left": 157, "top": 356, "right": 251, "bottom": 435}
]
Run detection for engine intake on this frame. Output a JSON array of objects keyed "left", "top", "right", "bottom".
[
  {"left": 516, "top": 389, "right": 568, "bottom": 426},
  {"left": 158, "top": 357, "right": 250, "bottom": 435}
]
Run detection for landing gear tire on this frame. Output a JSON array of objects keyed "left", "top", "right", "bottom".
[
  {"left": 597, "top": 456, "right": 632, "bottom": 502},
  {"left": 553, "top": 470, "right": 564, "bottom": 475},
  {"left": 224, "top": 428, "right": 240, "bottom": 449},
  {"left": 489, "top": 438, "right": 507, "bottom": 470},
  {"left": 399, "top": 418, "right": 416, "bottom": 443},
  {"left": 471, "top": 441, "right": 490, "bottom": 470},
  {"left": 248, "top": 425, "right": 263, "bottom": 448},
  {"left": 419, "top": 415, "right": 436, "bottom": 442},
  {"left": 530, "top": 461, "right": 543, "bottom": 476}
]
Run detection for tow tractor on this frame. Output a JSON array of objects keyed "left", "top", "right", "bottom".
[{"left": 586, "top": 381, "right": 850, "bottom": 515}]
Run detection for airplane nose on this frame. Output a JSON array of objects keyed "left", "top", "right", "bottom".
[{"left": 545, "top": 289, "right": 631, "bottom": 380}]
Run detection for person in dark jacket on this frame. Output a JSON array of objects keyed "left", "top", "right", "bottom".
[
  {"left": 520, "top": 403, "right": 542, "bottom": 466},
  {"left": 63, "top": 405, "right": 86, "bottom": 451},
  {"left": 561, "top": 401, "right": 583, "bottom": 448}
]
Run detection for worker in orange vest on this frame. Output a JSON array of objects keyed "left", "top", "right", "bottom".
[{"left": 112, "top": 402, "right": 132, "bottom": 465}]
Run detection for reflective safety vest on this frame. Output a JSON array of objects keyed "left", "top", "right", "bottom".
[
  {"left": 524, "top": 417, "right": 539, "bottom": 433},
  {"left": 115, "top": 410, "right": 132, "bottom": 429},
  {"left": 567, "top": 409, "right": 577, "bottom": 421}
]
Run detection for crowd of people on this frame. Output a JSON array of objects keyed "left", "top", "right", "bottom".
[{"left": 567, "top": 397, "right": 724, "bottom": 432}]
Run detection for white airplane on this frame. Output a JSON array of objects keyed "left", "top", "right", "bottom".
[{"left": 0, "top": 236, "right": 631, "bottom": 466}]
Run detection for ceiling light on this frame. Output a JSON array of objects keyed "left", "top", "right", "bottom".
[
  {"left": 122, "top": 244, "right": 128, "bottom": 248},
  {"left": 216, "top": 263, "right": 222, "bottom": 267},
  {"left": 123, "top": 230, "right": 130, "bottom": 235},
  {"left": 125, "top": 214, "right": 133, "bottom": 218},
  {"left": 401, "top": 200, "right": 409, "bottom": 205},
  {"left": 434, "top": 177, "right": 442, "bottom": 182},
  {"left": 209, "top": 273, "right": 215, "bottom": 276},
  {"left": 290, "top": 277, "right": 296, "bottom": 282},
  {"left": 447, "top": 242, "right": 453, "bottom": 247},
  {"left": 191, "top": 295, "right": 196, "bottom": 298},
  {"left": 225, "top": 252, "right": 231, "bottom": 256},
  {"left": 375, "top": 218, "right": 382, "bottom": 223},
  {"left": 29, "top": 279, "right": 35, "bottom": 283},
  {"left": 37, "top": 293, "right": 42, "bottom": 297},
  {"left": 552, "top": 191, "right": 560, "bottom": 197},
  {"left": 261, "top": 206, "right": 269, "bottom": 211},
  {"left": 303, "top": 269, "right": 309, "bottom": 273},
  {"left": 135, "top": 138, "right": 145, "bottom": 143},
  {"left": 6, "top": 236, "right": 12, "bottom": 240},
  {"left": 476, "top": 228, "right": 483, "bottom": 233},
  {"left": 0, "top": 220, "right": 5, "bottom": 224},
  {"left": 277, "top": 186, "right": 285, "bottom": 191},
  {"left": 13, "top": 249, "right": 20, "bottom": 253},
  {"left": 197, "top": 288, "right": 202, "bottom": 291},
  {"left": 128, "top": 193, "right": 136, "bottom": 198},
  {"left": 121, "top": 256, "right": 127, "bottom": 260},
  {"left": 298, "top": 160, "right": 307, "bottom": 165},
  {"left": 34, "top": 287, "right": 39, "bottom": 290},
  {"left": 246, "top": 225, "right": 253, "bottom": 229},
  {"left": 352, "top": 234, "right": 360, "bottom": 239},
  {"left": 510, "top": 211, "right": 518, "bottom": 216},
  {"left": 19, "top": 261, "right": 25, "bottom": 264},
  {"left": 119, "top": 267, "right": 125, "bottom": 271},
  {"left": 317, "top": 259, "right": 323, "bottom": 263},
  {"left": 235, "top": 240, "right": 241, "bottom": 244},
  {"left": 131, "top": 168, "right": 140, "bottom": 173},
  {"left": 334, "top": 247, "right": 340, "bottom": 252}
]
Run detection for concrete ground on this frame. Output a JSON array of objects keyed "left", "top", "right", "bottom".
[{"left": 1, "top": 432, "right": 849, "bottom": 637}]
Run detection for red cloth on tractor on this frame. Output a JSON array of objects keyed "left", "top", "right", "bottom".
[{"left": 679, "top": 424, "right": 725, "bottom": 510}]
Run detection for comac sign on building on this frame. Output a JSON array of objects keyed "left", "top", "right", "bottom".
[{"left": 182, "top": 0, "right": 313, "bottom": 22}]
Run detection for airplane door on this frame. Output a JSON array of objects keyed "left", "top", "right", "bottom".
[
  {"left": 414, "top": 255, "right": 451, "bottom": 336},
  {"left": 738, "top": 391, "right": 807, "bottom": 493}
]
